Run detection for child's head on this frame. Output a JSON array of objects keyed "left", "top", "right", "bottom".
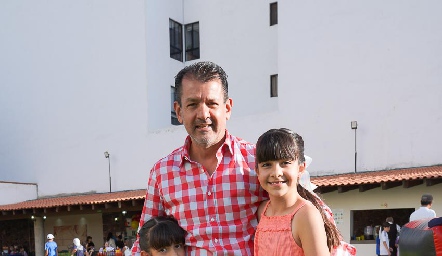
[
  {"left": 256, "top": 128, "right": 305, "bottom": 168},
  {"left": 382, "top": 221, "right": 390, "bottom": 231},
  {"left": 139, "top": 215, "right": 186, "bottom": 256}
]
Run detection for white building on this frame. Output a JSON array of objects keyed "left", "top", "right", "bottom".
[{"left": 1, "top": 1, "right": 441, "bottom": 255}]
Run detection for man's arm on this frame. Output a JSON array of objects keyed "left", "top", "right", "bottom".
[{"left": 131, "top": 168, "right": 164, "bottom": 256}]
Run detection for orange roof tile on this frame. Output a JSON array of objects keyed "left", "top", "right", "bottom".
[
  {"left": 0, "top": 189, "right": 145, "bottom": 211},
  {"left": 1, "top": 165, "right": 442, "bottom": 212},
  {"left": 311, "top": 165, "right": 442, "bottom": 187}
]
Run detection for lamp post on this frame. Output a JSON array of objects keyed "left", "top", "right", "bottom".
[
  {"left": 351, "top": 121, "right": 358, "bottom": 173},
  {"left": 104, "top": 151, "right": 111, "bottom": 192}
]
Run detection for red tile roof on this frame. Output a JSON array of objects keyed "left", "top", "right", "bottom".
[
  {"left": 1, "top": 165, "right": 441, "bottom": 212},
  {"left": 311, "top": 165, "right": 442, "bottom": 187},
  {"left": 0, "top": 189, "right": 145, "bottom": 211}
]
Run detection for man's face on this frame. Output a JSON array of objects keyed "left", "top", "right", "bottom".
[{"left": 174, "top": 78, "right": 232, "bottom": 149}]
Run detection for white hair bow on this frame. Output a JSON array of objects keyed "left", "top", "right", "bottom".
[{"left": 299, "top": 155, "right": 318, "bottom": 192}]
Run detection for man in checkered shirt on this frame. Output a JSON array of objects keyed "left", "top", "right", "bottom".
[{"left": 132, "top": 61, "right": 267, "bottom": 256}]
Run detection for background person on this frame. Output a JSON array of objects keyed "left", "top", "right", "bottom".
[
  {"left": 85, "top": 236, "right": 94, "bottom": 254},
  {"left": 380, "top": 222, "right": 391, "bottom": 256},
  {"left": 116, "top": 235, "right": 124, "bottom": 250},
  {"left": 386, "top": 217, "right": 400, "bottom": 256},
  {"left": 409, "top": 194, "right": 436, "bottom": 221},
  {"left": 72, "top": 238, "right": 86, "bottom": 256},
  {"left": 106, "top": 232, "right": 116, "bottom": 250},
  {"left": 45, "top": 234, "right": 58, "bottom": 256}
]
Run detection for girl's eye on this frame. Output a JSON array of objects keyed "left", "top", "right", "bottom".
[
  {"left": 260, "top": 162, "right": 270, "bottom": 168},
  {"left": 158, "top": 248, "right": 167, "bottom": 253},
  {"left": 174, "top": 244, "right": 183, "bottom": 249},
  {"left": 283, "top": 160, "right": 292, "bottom": 165}
]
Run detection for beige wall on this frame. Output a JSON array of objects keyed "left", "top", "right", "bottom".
[
  {"left": 321, "top": 183, "right": 442, "bottom": 256},
  {"left": 42, "top": 213, "right": 103, "bottom": 251}
]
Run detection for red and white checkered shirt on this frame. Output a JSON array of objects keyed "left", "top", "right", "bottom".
[{"left": 132, "top": 131, "right": 267, "bottom": 256}]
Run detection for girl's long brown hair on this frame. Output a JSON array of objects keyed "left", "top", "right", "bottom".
[{"left": 256, "top": 128, "right": 341, "bottom": 251}]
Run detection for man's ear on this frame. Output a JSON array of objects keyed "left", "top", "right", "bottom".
[
  {"left": 225, "top": 98, "right": 233, "bottom": 120},
  {"left": 174, "top": 101, "right": 184, "bottom": 123}
]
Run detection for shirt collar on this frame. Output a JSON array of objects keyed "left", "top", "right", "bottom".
[{"left": 179, "top": 130, "right": 233, "bottom": 167}]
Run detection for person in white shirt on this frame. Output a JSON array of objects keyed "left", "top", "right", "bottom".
[
  {"left": 409, "top": 194, "right": 436, "bottom": 222},
  {"left": 380, "top": 222, "right": 391, "bottom": 256}
]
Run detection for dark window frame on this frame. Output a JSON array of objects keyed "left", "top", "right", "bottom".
[
  {"left": 185, "top": 22, "right": 200, "bottom": 61},
  {"left": 169, "top": 19, "right": 183, "bottom": 62},
  {"left": 171, "top": 86, "right": 181, "bottom": 125},
  {"left": 270, "top": 74, "right": 278, "bottom": 97},
  {"left": 270, "top": 2, "right": 278, "bottom": 26}
]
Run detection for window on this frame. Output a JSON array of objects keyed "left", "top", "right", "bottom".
[
  {"left": 351, "top": 208, "right": 414, "bottom": 241},
  {"left": 169, "top": 19, "right": 183, "bottom": 62},
  {"left": 270, "top": 2, "right": 278, "bottom": 26},
  {"left": 185, "top": 22, "right": 200, "bottom": 61},
  {"left": 171, "top": 86, "right": 181, "bottom": 125},
  {"left": 270, "top": 74, "right": 278, "bottom": 97}
]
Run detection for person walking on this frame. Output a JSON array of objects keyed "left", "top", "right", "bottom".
[{"left": 45, "top": 234, "right": 58, "bottom": 256}]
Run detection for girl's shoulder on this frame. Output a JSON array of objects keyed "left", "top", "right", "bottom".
[{"left": 257, "top": 200, "right": 269, "bottom": 222}]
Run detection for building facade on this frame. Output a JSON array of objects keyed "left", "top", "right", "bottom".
[{"left": 1, "top": 1, "right": 441, "bottom": 255}]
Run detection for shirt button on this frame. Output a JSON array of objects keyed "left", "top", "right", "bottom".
[
  {"left": 211, "top": 217, "right": 215, "bottom": 222},
  {"left": 214, "top": 238, "right": 218, "bottom": 243},
  {"left": 208, "top": 191, "right": 212, "bottom": 196}
]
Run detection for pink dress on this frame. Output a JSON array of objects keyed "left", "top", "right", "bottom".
[{"left": 254, "top": 200, "right": 307, "bottom": 256}]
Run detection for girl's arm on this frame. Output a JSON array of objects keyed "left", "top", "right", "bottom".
[{"left": 292, "top": 203, "right": 330, "bottom": 256}]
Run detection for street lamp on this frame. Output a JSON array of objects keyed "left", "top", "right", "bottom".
[
  {"left": 104, "top": 151, "right": 111, "bottom": 192},
  {"left": 351, "top": 121, "right": 358, "bottom": 173}
]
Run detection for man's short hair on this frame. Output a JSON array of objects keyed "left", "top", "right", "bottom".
[
  {"left": 386, "top": 217, "right": 394, "bottom": 222},
  {"left": 421, "top": 194, "right": 433, "bottom": 205},
  {"left": 382, "top": 222, "right": 390, "bottom": 228}
]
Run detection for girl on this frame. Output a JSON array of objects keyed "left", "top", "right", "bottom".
[
  {"left": 254, "top": 128, "right": 341, "bottom": 256},
  {"left": 138, "top": 215, "right": 186, "bottom": 256}
]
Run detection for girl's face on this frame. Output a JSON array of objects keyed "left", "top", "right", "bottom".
[
  {"left": 257, "top": 159, "right": 305, "bottom": 198},
  {"left": 142, "top": 244, "right": 185, "bottom": 256}
]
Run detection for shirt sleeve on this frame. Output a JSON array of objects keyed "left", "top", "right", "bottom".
[{"left": 132, "top": 166, "right": 165, "bottom": 256}]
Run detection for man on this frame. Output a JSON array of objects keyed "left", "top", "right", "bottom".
[
  {"left": 409, "top": 194, "right": 436, "bottom": 221},
  {"left": 386, "top": 217, "right": 400, "bottom": 256},
  {"left": 45, "top": 234, "right": 58, "bottom": 256},
  {"left": 132, "top": 61, "right": 267, "bottom": 255},
  {"left": 132, "top": 61, "right": 355, "bottom": 256}
]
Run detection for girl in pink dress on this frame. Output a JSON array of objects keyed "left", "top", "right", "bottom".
[{"left": 254, "top": 128, "right": 342, "bottom": 256}]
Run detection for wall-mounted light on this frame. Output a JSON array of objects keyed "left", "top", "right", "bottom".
[
  {"left": 114, "top": 217, "right": 119, "bottom": 222},
  {"left": 122, "top": 210, "right": 127, "bottom": 216},
  {"left": 31, "top": 215, "right": 35, "bottom": 221},
  {"left": 43, "top": 216, "right": 47, "bottom": 220},
  {"left": 351, "top": 121, "right": 358, "bottom": 129},
  {"left": 104, "top": 151, "right": 111, "bottom": 192},
  {"left": 351, "top": 121, "right": 358, "bottom": 173}
]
